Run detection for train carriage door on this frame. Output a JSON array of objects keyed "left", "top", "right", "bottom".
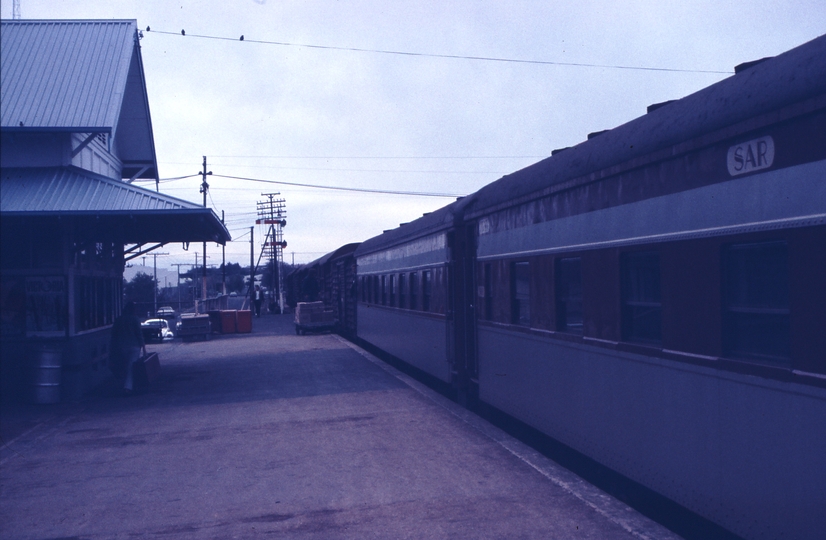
[
  {"left": 335, "top": 260, "right": 345, "bottom": 330},
  {"left": 344, "top": 260, "right": 357, "bottom": 336},
  {"left": 448, "top": 222, "right": 479, "bottom": 406}
]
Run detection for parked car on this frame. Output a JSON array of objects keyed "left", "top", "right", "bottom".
[
  {"left": 141, "top": 318, "right": 174, "bottom": 342},
  {"left": 156, "top": 306, "right": 176, "bottom": 318}
]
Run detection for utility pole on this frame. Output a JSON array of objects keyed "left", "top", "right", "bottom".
[
  {"left": 171, "top": 263, "right": 192, "bottom": 311},
  {"left": 152, "top": 252, "right": 169, "bottom": 315},
  {"left": 199, "top": 156, "right": 212, "bottom": 313},
  {"left": 249, "top": 226, "right": 254, "bottom": 310},
  {"left": 256, "top": 193, "right": 287, "bottom": 313},
  {"left": 221, "top": 210, "right": 227, "bottom": 295},
  {"left": 193, "top": 252, "right": 209, "bottom": 311}
]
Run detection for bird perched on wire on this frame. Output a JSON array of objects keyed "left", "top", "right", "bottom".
[
  {"left": 181, "top": 29, "right": 186, "bottom": 36},
  {"left": 240, "top": 35, "right": 244, "bottom": 41},
  {"left": 146, "top": 26, "right": 150, "bottom": 31}
]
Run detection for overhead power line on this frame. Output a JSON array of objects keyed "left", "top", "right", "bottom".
[
  {"left": 212, "top": 173, "right": 465, "bottom": 198},
  {"left": 158, "top": 173, "right": 200, "bottom": 181},
  {"left": 207, "top": 154, "right": 546, "bottom": 159},
  {"left": 146, "top": 173, "right": 468, "bottom": 196},
  {"left": 145, "top": 28, "right": 732, "bottom": 75},
  {"left": 158, "top": 162, "right": 507, "bottom": 174},
  {"left": 136, "top": 159, "right": 525, "bottom": 183}
]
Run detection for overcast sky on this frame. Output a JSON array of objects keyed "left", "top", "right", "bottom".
[{"left": 2, "top": 1, "right": 824, "bottom": 271}]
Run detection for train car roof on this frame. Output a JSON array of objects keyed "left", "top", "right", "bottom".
[
  {"left": 305, "top": 242, "right": 361, "bottom": 269},
  {"left": 463, "top": 34, "right": 826, "bottom": 219},
  {"left": 286, "top": 263, "right": 308, "bottom": 278},
  {"left": 354, "top": 199, "right": 466, "bottom": 257}
]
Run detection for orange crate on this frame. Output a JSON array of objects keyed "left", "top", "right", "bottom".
[
  {"left": 220, "top": 310, "right": 237, "bottom": 333},
  {"left": 236, "top": 310, "right": 252, "bottom": 333}
]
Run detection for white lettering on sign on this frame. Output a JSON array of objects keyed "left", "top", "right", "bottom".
[
  {"left": 478, "top": 218, "right": 491, "bottom": 235},
  {"left": 727, "top": 136, "right": 775, "bottom": 176}
]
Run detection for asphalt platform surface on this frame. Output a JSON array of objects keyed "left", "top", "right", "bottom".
[{"left": 1, "top": 314, "right": 680, "bottom": 539}]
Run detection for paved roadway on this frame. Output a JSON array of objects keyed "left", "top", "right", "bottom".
[{"left": 1, "top": 314, "right": 680, "bottom": 539}]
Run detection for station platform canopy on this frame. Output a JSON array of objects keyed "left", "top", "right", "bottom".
[{"left": 1, "top": 166, "right": 230, "bottom": 245}]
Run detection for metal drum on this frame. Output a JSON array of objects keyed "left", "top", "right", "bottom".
[{"left": 30, "top": 344, "right": 62, "bottom": 404}]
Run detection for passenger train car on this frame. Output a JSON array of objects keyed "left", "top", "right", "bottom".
[
  {"left": 302, "top": 36, "right": 826, "bottom": 540},
  {"left": 461, "top": 41, "right": 825, "bottom": 540},
  {"left": 355, "top": 204, "right": 463, "bottom": 387}
]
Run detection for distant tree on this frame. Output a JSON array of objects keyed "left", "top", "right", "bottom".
[
  {"left": 158, "top": 286, "right": 178, "bottom": 304},
  {"left": 124, "top": 272, "right": 156, "bottom": 304},
  {"left": 227, "top": 273, "right": 245, "bottom": 293},
  {"left": 222, "top": 262, "right": 243, "bottom": 275}
]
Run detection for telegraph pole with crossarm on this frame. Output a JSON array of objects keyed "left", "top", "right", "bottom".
[
  {"left": 255, "top": 193, "right": 287, "bottom": 313},
  {"left": 199, "top": 156, "right": 212, "bottom": 312}
]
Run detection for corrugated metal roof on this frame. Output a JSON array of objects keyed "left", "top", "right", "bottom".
[
  {"left": 1, "top": 167, "right": 196, "bottom": 213},
  {"left": 1, "top": 167, "right": 231, "bottom": 243},
  {"left": 1, "top": 20, "right": 137, "bottom": 130}
]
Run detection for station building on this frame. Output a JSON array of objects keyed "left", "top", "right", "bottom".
[{"left": 1, "top": 20, "right": 230, "bottom": 402}]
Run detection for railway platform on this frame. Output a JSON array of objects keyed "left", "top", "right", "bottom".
[{"left": 1, "top": 313, "right": 679, "bottom": 539}]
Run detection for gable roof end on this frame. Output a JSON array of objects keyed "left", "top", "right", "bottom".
[{"left": 0, "top": 20, "right": 158, "bottom": 179}]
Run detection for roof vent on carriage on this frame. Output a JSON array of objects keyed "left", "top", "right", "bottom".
[
  {"left": 646, "top": 100, "right": 677, "bottom": 114},
  {"left": 587, "top": 130, "right": 610, "bottom": 140},
  {"left": 734, "top": 57, "right": 773, "bottom": 74},
  {"left": 551, "top": 147, "right": 571, "bottom": 156}
]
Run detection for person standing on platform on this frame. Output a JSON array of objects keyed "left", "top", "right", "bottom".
[
  {"left": 254, "top": 284, "right": 263, "bottom": 317},
  {"left": 110, "top": 301, "right": 145, "bottom": 395}
]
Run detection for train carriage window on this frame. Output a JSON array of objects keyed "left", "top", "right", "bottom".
[
  {"left": 556, "top": 257, "right": 583, "bottom": 334},
  {"left": 422, "top": 270, "right": 432, "bottom": 311},
  {"left": 621, "top": 252, "right": 661, "bottom": 343},
  {"left": 484, "top": 263, "right": 493, "bottom": 321},
  {"left": 389, "top": 274, "right": 396, "bottom": 307},
  {"left": 723, "top": 241, "right": 790, "bottom": 365},
  {"left": 399, "top": 274, "right": 406, "bottom": 309},
  {"left": 373, "top": 276, "right": 379, "bottom": 304},
  {"left": 381, "top": 275, "right": 387, "bottom": 305},
  {"left": 410, "top": 272, "right": 418, "bottom": 310},
  {"left": 511, "top": 261, "right": 531, "bottom": 326}
]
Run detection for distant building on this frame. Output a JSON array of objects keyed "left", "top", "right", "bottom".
[{"left": 1, "top": 20, "right": 230, "bottom": 402}]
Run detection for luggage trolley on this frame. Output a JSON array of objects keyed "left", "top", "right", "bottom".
[{"left": 294, "top": 302, "right": 336, "bottom": 335}]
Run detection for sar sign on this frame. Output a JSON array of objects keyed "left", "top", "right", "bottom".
[{"left": 727, "top": 136, "right": 775, "bottom": 176}]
